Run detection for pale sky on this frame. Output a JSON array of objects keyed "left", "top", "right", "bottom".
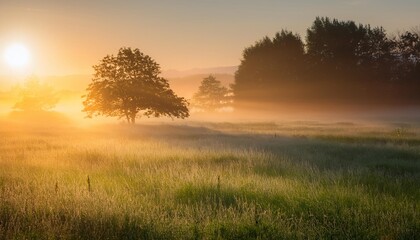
[{"left": 0, "top": 0, "right": 419, "bottom": 76}]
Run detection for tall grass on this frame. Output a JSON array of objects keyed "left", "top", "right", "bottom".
[{"left": 0, "top": 122, "right": 419, "bottom": 239}]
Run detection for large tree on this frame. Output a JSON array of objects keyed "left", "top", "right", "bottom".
[
  {"left": 83, "top": 47, "right": 189, "bottom": 123},
  {"left": 192, "top": 75, "right": 231, "bottom": 112},
  {"left": 306, "top": 17, "right": 369, "bottom": 85},
  {"left": 232, "top": 17, "right": 420, "bottom": 109},
  {"left": 233, "top": 30, "right": 305, "bottom": 103},
  {"left": 306, "top": 17, "right": 397, "bottom": 83}
]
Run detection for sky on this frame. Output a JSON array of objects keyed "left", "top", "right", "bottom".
[{"left": 0, "top": 0, "right": 419, "bottom": 76}]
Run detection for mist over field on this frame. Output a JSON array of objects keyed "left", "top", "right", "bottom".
[
  {"left": 1, "top": 0, "right": 420, "bottom": 239},
  {"left": 2, "top": 73, "right": 420, "bottom": 125}
]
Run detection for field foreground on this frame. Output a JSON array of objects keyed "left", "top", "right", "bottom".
[{"left": 0, "top": 121, "right": 419, "bottom": 239}]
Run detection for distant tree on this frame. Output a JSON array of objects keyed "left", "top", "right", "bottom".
[
  {"left": 395, "top": 31, "right": 420, "bottom": 82},
  {"left": 233, "top": 30, "right": 305, "bottom": 102},
  {"left": 192, "top": 75, "right": 231, "bottom": 111},
  {"left": 83, "top": 47, "right": 189, "bottom": 124},
  {"left": 14, "top": 77, "right": 59, "bottom": 111}
]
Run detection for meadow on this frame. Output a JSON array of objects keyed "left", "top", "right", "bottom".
[{"left": 0, "top": 120, "right": 419, "bottom": 239}]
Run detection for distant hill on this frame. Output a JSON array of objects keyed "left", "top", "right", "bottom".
[{"left": 162, "top": 66, "right": 237, "bottom": 78}]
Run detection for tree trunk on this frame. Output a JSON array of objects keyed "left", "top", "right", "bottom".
[{"left": 130, "top": 112, "right": 137, "bottom": 124}]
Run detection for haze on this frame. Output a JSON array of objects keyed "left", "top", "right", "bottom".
[
  {"left": 1, "top": 1, "right": 420, "bottom": 239},
  {"left": 1, "top": 0, "right": 419, "bottom": 76}
]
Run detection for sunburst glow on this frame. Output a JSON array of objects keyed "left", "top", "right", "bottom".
[{"left": 4, "top": 43, "right": 30, "bottom": 69}]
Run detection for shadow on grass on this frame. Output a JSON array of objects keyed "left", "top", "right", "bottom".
[
  {"left": 253, "top": 139, "right": 420, "bottom": 198},
  {"left": 93, "top": 123, "right": 226, "bottom": 141},
  {"left": 176, "top": 183, "right": 291, "bottom": 209},
  {"left": 175, "top": 183, "right": 365, "bottom": 213},
  {"left": 174, "top": 183, "right": 419, "bottom": 239},
  {"left": 0, "top": 204, "right": 177, "bottom": 240},
  {"left": 313, "top": 134, "right": 420, "bottom": 146},
  {"left": 261, "top": 138, "right": 420, "bottom": 172},
  {"left": 74, "top": 214, "right": 174, "bottom": 240}
]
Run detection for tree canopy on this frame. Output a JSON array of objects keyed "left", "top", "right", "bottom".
[
  {"left": 233, "top": 17, "right": 420, "bottom": 108},
  {"left": 14, "top": 77, "right": 59, "bottom": 111},
  {"left": 306, "top": 17, "right": 396, "bottom": 82},
  {"left": 192, "top": 75, "right": 231, "bottom": 112},
  {"left": 234, "top": 30, "right": 305, "bottom": 102},
  {"left": 83, "top": 47, "right": 189, "bottom": 123}
]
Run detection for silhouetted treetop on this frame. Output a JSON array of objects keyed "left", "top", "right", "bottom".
[
  {"left": 396, "top": 31, "right": 420, "bottom": 82},
  {"left": 233, "top": 30, "right": 305, "bottom": 101},
  {"left": 306, "top": 17, "right": 366, "bottom": 64},
  {"left": 233, "top": 17, "right": 420, "bottom": 109}
]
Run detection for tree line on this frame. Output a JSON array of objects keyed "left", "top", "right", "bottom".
[
  {"left": 233, "top": 17, "right": 420, "bottom": 108},
  {"left": 9, "top": 17, "right": 420, "bottom": 122}
]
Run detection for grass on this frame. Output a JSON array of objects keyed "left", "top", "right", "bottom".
[{"left": 0, "top": 121, "right": 419, "bottom": 239}]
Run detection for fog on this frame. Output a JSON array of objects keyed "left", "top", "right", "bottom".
[{"left": 1, "top": 71, "right": 420, "bottom": 130}]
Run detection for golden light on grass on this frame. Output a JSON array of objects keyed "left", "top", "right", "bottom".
[{"left": 3, "top": 43, "right": 30, "bottom": 69}]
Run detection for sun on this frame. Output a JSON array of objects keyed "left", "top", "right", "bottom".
[{"left": 3, "top": 43, "right": 30, "bottom": 69}]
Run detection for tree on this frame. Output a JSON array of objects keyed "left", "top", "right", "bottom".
[
  {"left": 306, "top": 17, "right": 396, "bottom": 83},
  {"left": 192, "top": 75, "right": 231, "bottom": 111},
  {"left": 304, "top": 17, "right": 398, "bottom": 101},
  {"left": 233, "top": 30, "right": 305, "bottom": 103},
  {"left": 356, "top": 26, "right": 395, "bottom": 82},
  {"left": 83, "top": 47, "right": 189, "bottom": 124},
  {"left": 14, "top": 77, "right": 59, "bottom": 111},
  {"left": 395, "top": 31, "right": 420, "bottom": 82},
  {"left": 306, "top": 17, "right": 368, "bottom": 80},
  {"left": 232, "top": 17, "right": 420, "bottom": 109}
]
